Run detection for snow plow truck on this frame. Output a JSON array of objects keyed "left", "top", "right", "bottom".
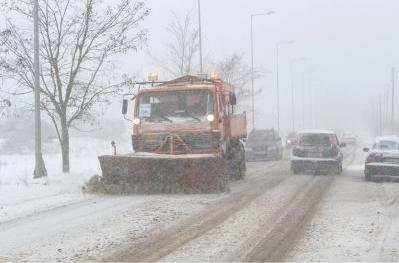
[{"left": 91, "top": 75, "right": 247, "bottom": 193}]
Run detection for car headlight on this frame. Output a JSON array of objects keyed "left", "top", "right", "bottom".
[{"left": 207, "top": 114, "right": 215, "bottom": 122}]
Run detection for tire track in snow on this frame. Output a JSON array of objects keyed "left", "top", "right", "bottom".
[
  {"left": 372, "top": 183, "right": 399, "bottom": 261},
  {"left": 241, "top": 176, "right": 334, "bottom": 262},
  {"left": 105, "top": 161, "right": 290, "bottom": 262},
  {"left": 241, "top": 146, "right": 357, "bottom": 262}
]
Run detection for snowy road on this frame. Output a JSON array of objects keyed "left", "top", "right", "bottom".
[{"left": 2, "top": 146, "right": 399, "bottom": 262}]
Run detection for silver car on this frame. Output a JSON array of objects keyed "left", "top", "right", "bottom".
[
  {"left": 363, "top": 136, "right": 399, "bottom": 181},
  {"left": 291, "top": 129, "right": 345, "bottom": 174}
]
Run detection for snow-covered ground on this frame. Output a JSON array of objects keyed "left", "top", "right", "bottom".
[
  {"left": 0, "top": 136, "right": 129, "bottom": 223},
  {"left": 2, "top": 141, "right": 399, "bottom": 261},
  {"left": 288, "top": 148, "right": 399, "bottom": 261}
]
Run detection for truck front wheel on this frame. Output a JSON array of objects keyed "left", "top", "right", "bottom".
[{"left": 227, "top": 140, "right": 246, "bottom": 180}]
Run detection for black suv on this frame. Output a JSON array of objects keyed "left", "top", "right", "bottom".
[
  {"left": 245, "top": 129, "right": 283, "bottom": 161},
  {"left": 291, "top": 129, "right": 345, "bottom": 174}
]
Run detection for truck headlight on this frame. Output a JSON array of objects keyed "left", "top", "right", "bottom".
[
  {"left": 207, "top": 114, "right": 215, "bottom": 122},
  {"left": 133, "top": 118, "right": 140, "bottom": 125}
]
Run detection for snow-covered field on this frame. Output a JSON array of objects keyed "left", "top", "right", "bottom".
[{"left": 0, "top": 136, "right": 129, "bottom": 223}]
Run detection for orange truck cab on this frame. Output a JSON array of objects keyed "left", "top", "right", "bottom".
[{"left": 123, "top": 75, "right": 247, "bottom": 180}]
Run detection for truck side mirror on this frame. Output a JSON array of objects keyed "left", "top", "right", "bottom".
[
  {"left": 230, "top": 93, "right": 237, "bottom": 105},
  {"left": 122, "top": 99, "right": 128, "bottom": 115}
]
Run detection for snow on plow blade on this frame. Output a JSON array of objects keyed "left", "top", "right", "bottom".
[{"left": 95, "top": 153, "right": 228, "bottom": 194}]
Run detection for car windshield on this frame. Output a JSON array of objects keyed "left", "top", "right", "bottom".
[
  {"left": 374, "top": 140, "right": 399, "bottom": 150},
  {"left": 138, "top": 90, "right": 213, "bottom": 123},
  {"left": 299, "top": 133, "right": 332, "bottom": 147},
  {"left": 248, "top": 130, "right": 275, "bottom": 142}
]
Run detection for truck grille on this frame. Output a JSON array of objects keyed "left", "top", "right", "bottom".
[{"left": 132, "top": 132, "right": 214, "bottom": 154}]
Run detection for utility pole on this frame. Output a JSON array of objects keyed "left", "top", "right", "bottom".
[
  {"left": 33, "top": 0, "right": 47, "bottom": 178},
  {"left": 302, "top": 72, "right": 305, "bottom": 129},
  {"left": 275, "top": 40, "right": 294, "bottom": 133},
  {"left": 392, "top": 66, "right": 395, "bottom": 134},
  {"left": 250, "top": 15, "right": 254, "bottom": 130},
  {"left": 197, "top": 0, "right": 203, "bottom": 74},
  {"left": 290, "top": 60, "right": 295, "bottom": 131},
  {"left": 290, "top": 57, "right": 306, "bottom": 131},
  {"left": 378, "top": 94, "right": 382, "bottom": 136},
  {"left": 276, "top": 44, "right": 279, "bottom": 131},
  {"left": 250, "top": 11, "right": 274, "bottom": 131}
]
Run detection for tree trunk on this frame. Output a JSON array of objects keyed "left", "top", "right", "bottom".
[{"left": 60, "top": 120, "right": 70, "bottom": 173}]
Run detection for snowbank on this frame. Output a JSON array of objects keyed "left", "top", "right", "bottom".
[{"left": 0, "top": 136, "right": 130, "bottom": 223}]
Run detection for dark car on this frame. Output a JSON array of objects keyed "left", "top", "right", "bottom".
[
  {"left": 291, "top": 129, "right": 345, "bottom": 174},
  {"left": 363, "top": 136, "right": 399, "bottom": 181},
  {"left": 245, "top": 129, "right": 283, "bottom": 161}
]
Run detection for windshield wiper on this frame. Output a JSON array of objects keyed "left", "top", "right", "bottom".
[
  {"left": 185, "top": 110, "right": 201, "bottom": 122},
  {"left": 149, "top": 112, "right": 173, "bottom": 123}
]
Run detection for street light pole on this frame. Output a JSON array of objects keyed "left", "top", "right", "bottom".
[
  {"left": 33, "top": 0, "right": 47, "bottom": 178},
  {"left": 275, "top": 40, "right": 294, "bottom": 133},
  {"left": 197, "top": 0, "right": 203, "bottom": 73},
  {"left": 392, "top": 66, "right": 395, "bottom": 134},
  {"left": 250, "top": 11, "right": 274, "bottom": 130},
  {"left": 378, "top": 94, "right": 382, "bottom": 136},
  {"left": 290, "top": 57, "right": 306, "bottom": 132}
]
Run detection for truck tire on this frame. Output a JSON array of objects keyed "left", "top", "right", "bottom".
[
  {"left": 365, "top": 167, "right": 372, "bottom": 181},
  {"left": 291, "top": 163, "right": 300, "bottom": 175},
  {"left": 227, "top": 140, "right": 246, "bottom": 180},
  {"left": 335, "top": 162, "right": 343, "bottom": 175}
]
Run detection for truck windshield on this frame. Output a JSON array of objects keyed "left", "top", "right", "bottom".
[
  {"left": 247, "top": 130, "right": 275, "bottom": 144},
  {"left": 138, "top": 90, "right": 213, "bottom": 123}
]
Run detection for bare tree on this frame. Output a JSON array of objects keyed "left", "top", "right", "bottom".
[
  {"left": 215, "top": 53, "right": 263, "bottom": 102},
  {"left": 0, "top": 0, "right": 149, "bottom": 172},
  {"left": 150, "top": 11, "right": 199, "bottom": 78}
]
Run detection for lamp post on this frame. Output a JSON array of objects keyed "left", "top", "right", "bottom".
[
  {"left": 197, "top": 0, "right": 203, "bottom": 74},
  {"left": 33, "top": 0, "right": 47, "bottom": 178},
  {"left": 276, "top": 40, "right": 295, "bottom": 133},
  {"left": 290, "top": 57, "right": 306, "bottom": 131},
  {"left": 392, "top": 66, "right": 395, "bottom": 134},
  {"left": 250, "top": 11, "right": 274, "bottom": 130}
]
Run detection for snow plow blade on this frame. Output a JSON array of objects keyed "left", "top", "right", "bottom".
[{"left": 90, "top": 153, "right": 228, "bottom": 194}]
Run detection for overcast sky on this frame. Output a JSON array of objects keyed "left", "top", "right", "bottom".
[
  {"left": 110, "top": 0, "right": 399, "bottom": 135},
  {"left": 2, "top": 0, "right": 399, "bottom": 135}
]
